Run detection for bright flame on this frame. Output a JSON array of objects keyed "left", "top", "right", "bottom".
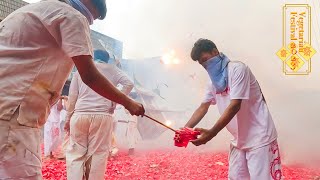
[
  {"left": 162, "top": 54, "right": 171, "bottom": 64},
  {"left": 165, "top": 120, "right": 172, "bottom": 127},
  {"left": 161, "top": 50, "right": 180, "bottom": 65},
  {"left": 172, "top": 58, "right": 180, "bottom": 64}
]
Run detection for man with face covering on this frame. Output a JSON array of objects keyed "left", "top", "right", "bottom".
[
  {"left": 184, "top": 39, "right": 282, "bottom": 180},
  {"left": 0, "top": 0, "right": 144, "bottom": 179}
]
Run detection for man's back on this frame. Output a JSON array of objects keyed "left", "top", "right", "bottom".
[
  {"left": 0, "top": 0, "right": 92, "bottom": 128},
  {"left": 69, "top": 63, "right": 133, "bottom": 114}
]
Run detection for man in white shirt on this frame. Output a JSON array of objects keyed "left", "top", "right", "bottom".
[
  {"left": 0, "top": 1, "right": 144, "bottom": 179},
  {"left": 65, "top": 49, "right": 134, "bottom": 180},
  {"left": 185, "top": 39, "right": 282, "bottom": 180}
]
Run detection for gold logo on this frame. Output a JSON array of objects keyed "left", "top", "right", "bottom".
[{"left": 276, "top": 4, "right": 316, "bottom": 75}]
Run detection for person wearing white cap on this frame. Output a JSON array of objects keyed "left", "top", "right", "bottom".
[
  {"left": 65, "top": 49, "right": 134, "bottom": 180},
  {"left": 0, "top": 1, "right": 144, "bottom": 179}
]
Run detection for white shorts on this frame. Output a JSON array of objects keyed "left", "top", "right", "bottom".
[{"left": 228, "top": 140, "right": 282, "bottom": 180}]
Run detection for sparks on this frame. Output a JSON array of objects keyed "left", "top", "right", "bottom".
[{"left": 161, "top": 50, "right": 180, "bottom": 65}]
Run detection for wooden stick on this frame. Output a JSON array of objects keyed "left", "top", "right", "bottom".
[{"left": 144, "top": 115, "right": 177, "bottom": 133}]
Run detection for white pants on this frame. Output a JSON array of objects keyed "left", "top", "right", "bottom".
[
  {"left": 44, "top": 121, "right": 61, "bottom": 156},
  {"left": 0, "top": 110, "right": 42, "bottom": 179},
  {"left": 66, "top": 114, "right": 113, "bottom": 180},
  {"left": 126, "top": 121, "right": 138, "bottom": 149},
  {"left": 228, "top": 140, "right": 282, "bottom": 180}
]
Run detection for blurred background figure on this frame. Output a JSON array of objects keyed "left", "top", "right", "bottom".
[
  {"left": 109, "top": 132, "right": 119, "bottom": 157},
  {"left": 57, "top": 96, "right": 69, "bottom": 160},
  {"left": 113, "top": 104, "right": 139, "bottom": 156},
  {"left": 44, "top": 98, "right": 63, "bottom": 159},
  {"left": 126, "top": 110, "right": 138, "bottom": 155},
  {"left": 126, "top": 92, "right": 140, "bottom": 155}
]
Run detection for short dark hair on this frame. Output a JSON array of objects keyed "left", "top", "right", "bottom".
[
  {"left": 191, "top": 38, "right": 217, "bottom": 61},
  {"left": 129, "top": 92, "right": 138, "bottom": 99},
  {"left": 92, "top": 0, "right": 107, "bottom": 20},
  {"left": 94, "top": 49, "right": 110, "bottom": 63}
]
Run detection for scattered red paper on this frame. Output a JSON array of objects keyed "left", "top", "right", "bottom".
[
  {"left": 174, "top": 128, "right": 200, "bottom": 147},
  {"left": 42, "top": 150, "right": 320, "bottom": 180}
]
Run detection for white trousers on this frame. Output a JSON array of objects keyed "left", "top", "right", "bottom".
[
  {"left": 66, "top": 114, "right": 113, "bottom": 180},
  {"left": 126, "top": 121, "right": 138, "bottom": 149},
  {"left": 44, "top": 121, "right": 61, "bottom": 156},
  {"left": 228, "top": 140, "right": 282, "bottom": 180},
  {"left": 0, "top": 110, "right": 42, "bottom": 179}
]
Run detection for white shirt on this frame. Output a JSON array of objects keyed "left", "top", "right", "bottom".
[
  {"left": 0, "top": 0, "right": 93, "bottom": 128},
  {"left": 203, "top": 61, "right": 277, "bottom": 150},
  {"left": 66, "top": 63, "right": 133, "bottom": 120}
]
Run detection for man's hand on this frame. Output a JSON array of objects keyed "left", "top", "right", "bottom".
[
  {"left": 190, "top": 128, "right": 216, "bottom": 146},
  {"left": 191, "top": 99, "right": 242, "bottom": 146},
  {"left": 64, "top": 121, "right": 70, "bottom": 135},
  {"left": 61, "top": 96, "right": 68, "bottom": 100},
  {"left": 124, "top": 99, "right": 145, "bottom": 116}
]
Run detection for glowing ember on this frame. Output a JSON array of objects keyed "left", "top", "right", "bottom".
[
  {"left": 172, "top": 58, "right": 180, "bottom": 64},
  {"left": 161, "top": 54, "right": 171, "bottom": 64},
  {"left": 161, "top": 50, "right": 180, "bottom": 65},
  {"left": 164, "top": 120, "right": 172, "bottom": 127},
  {"left": 174, "top": 128, "right": 200, "bottom": 147}
]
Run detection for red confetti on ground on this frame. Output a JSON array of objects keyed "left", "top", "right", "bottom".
[
  {"left": 41, "top": 150, "right": 320, "bottom": 180},
  {"left": 174, "top": 128, "right": 200, "bottom": 147}
]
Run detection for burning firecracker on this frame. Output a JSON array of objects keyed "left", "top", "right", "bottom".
[{"left": 174, "top": 128, "right": 200, "bottom": 147}]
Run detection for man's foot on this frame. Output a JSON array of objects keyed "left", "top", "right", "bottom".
[
  {"left": 56, "top": 154, "right": 66, "bottom": 160},
  {"left": 43, "top": 154, "right": 54, "bottom": 161},
  {"left": 110, "top": 147, "right": 119, "bottom": 157},
  {"left": 128, "top": 148, "right": 134, "bottom": 155}
]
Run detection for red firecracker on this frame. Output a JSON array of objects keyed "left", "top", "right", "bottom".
[{"left": 174, "top": 128, "right": 200, "bottom": 147}]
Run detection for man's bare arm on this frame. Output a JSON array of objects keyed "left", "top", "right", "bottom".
[
  {"left": 191, "top": 99, "right": 242, "bottom": 146},
  {"left": 184, "top": 102, "right": 211, "bottom": 128},
  {"left": 72, "top": 55, "right": 144, "bottom": 116},
  {"left": 209, "top": 99, "right": 241, "bottom": 136}
]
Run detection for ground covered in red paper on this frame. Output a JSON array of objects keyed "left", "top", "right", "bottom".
[{"left": 42, "top": 150, "right": 320, "bottom": 180}]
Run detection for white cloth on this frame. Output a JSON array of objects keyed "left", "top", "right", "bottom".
[
  {"left": 65, "top": 63, "right": 133, "bottom": 121},
  {"left": 44, "top": 104, "right": 62, "bottom": 156},
  {"left": 66, "top": 114, "right": 113, "bottom": 180},
  {"left": 228, "top": 140, "right": 282, "bottom": 180},
  {"left": 0, "top": 0, "right": 93, "bottom": 128},
  {"left": 203, "top": 61, "right": 277, "bottom": 150}
]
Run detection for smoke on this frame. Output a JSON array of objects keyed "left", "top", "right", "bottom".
[{"left": 92, "top": 0, "right": 320, "bottom": 167}]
